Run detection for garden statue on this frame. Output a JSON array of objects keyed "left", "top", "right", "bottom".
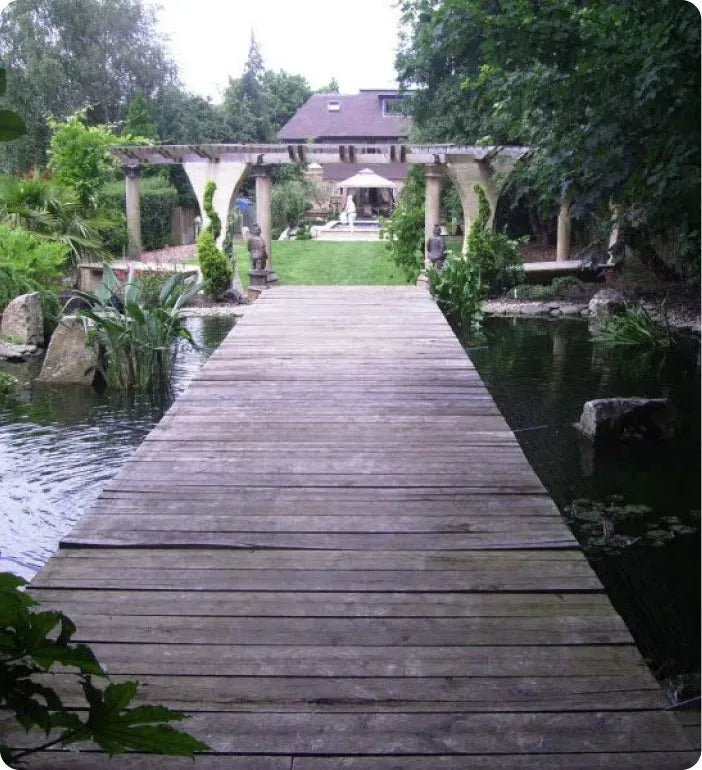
[
  {"left": 426, "top": 224, "right": 446, "bottom": 270},
  {"left": 248, "top": 224, "right": 268, "bottom": 271},
  {"left": 247, "top": 223, "right": 278, "bottom": 294}
]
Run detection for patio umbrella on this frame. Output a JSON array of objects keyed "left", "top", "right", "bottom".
[{"left": 336, "top": 167, "right": 397, "bottom": 190}]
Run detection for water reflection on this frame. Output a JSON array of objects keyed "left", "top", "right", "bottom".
[
  {"left": 469, "top": 316, "right": 700, "bottom": 681},
  {"left": 0, "top": 316, "right": 236, "bottom": 578}
]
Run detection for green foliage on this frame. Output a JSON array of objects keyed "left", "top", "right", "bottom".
[
  {"left": 271, "top": 180, "right": 313, "bottom": 236},
  {"left": 222, "top": 37, "right": 311, "bottom": 142},
  {"left": 594, "top": 308, "right": 672, "bottom": 349},
  {"left": 74, "top": 265, "right": 201, "bottom": 390},
  {"left": 47, "top": 114, "right": 122, "bottom": 211},
  {"left": 203, "top": 180, "right": 221, "bottom": 241},
  {"left": 0, "top": 225, "right": 67, "bottom": 310},
  {"left": 0, "top": 572, "right": 208, "bottom": 764},
  {"left": 0, "top": 67, "right": 26, "bottom": 142},
  {"left": 124, "top": 88, "right": 159, "bottom": 140},
  {"left": 565, "top": 496, "right": 696, "bottom": 555},
  {"left": 380, "top": 165, "right": 425, "bottom": 281},
  {"left": 102, "top": 177, "right": 179, "bottom": 253},
  {"left": 397, "top": 0, "right": 701, "bottom": 278},
  {"left": 0, "top": 174, "right": 113, "bottom": 263},
  {"left": 0, "top": 0, "right": 176, "bottom": 171},
  {"left": 197, "top": 228, "right": 232, "bottom": 299},
  {"left": 466, "top": 185, "right": 524, "bottom": 293},
  {"left": 429, "top": 252, "right": 485, "bottom": 333},
  {"left": 512, "top": 276, "right": 583, "bottom": 301}
]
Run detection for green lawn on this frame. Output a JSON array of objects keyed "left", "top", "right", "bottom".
[{"left": 189, "top": 240, "right": 411, "bottom": 288}]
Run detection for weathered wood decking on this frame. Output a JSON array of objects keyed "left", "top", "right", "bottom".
[{"left": 25, "top": 286, "right": 696, "bottom": 768}]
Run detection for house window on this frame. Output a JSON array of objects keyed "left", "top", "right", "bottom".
[
  {"left": 382, "top": 98, "right": 405, "bottom": 116},
  {"left": 327, "top": 100, "right": 341, "bottom": 112}
]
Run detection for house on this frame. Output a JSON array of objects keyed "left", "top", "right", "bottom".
[{"left": 277, "top": 90, "right": 411, "bottom": 217}]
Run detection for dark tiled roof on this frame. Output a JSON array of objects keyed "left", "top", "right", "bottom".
[
  {"left": 319, "top": 163, "right": 409, "bottom": 182},
  {"left": 277, "top": 92, "right": 411, "bottom": 141}
]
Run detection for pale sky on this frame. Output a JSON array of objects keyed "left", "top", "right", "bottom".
[{"left": 144, "top": 0, "right": 403, "bottom": 101}]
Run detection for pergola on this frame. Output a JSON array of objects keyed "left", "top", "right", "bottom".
[{"left": 112, "top": 142, "right": 573, "bottom": 267}]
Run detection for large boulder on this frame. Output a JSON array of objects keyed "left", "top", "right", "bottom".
[
  {"left": 1, "top": 292, "right": 44, "bottom": 346},
  {"left": 588, "top": 288, "right": 627, "bottom": 320},
  {"left": 37, "top": 316, "right": 98, "bottom": 385},
  {"left": 576, "top": 398, "right": 675, "bottom": 441}
]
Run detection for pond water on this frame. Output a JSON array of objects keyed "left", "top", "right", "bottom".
[
  {"left": 468, "top": 316, "right": 700, "bottom": 691},
  {"left": 0, "top": 316, "right": 236, "bottom": 580}
]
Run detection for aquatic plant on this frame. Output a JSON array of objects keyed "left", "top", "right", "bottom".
[
  {"left": 74, "top": 264, "right": 201, "bottom": 390},
  {"left": 0, "top": 572, "right": 208, "bottom": 764},
  {"left": 565, "top": 495, "right": 697, "bottom": 555},
  {"left": 0, "top": 372, "right": 20, "bottom": 405},
  {"left": 594, "top": 307, "right": 672, "bottom": 349}
]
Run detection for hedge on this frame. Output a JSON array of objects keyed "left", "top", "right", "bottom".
[{"left": 102, "top": 177, "right": 179, "bottom": 254}]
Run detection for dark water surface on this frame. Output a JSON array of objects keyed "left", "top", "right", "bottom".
[
  {"left": 0, "top": 316, "right": 236, "bottom": 579},
  {"left": 468, "top": 317, "right": 701, "bottom": 686}
]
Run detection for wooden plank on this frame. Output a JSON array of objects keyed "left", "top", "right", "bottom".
[
  {"left": 38, "top": 673, "right": 662, "bottom": 712},
  {"left": 61, "top": 614, "right": 631, "bottom": 646},
  {"left": 28, "top": 589, "right": 619, "bottom": 618},
  {"left": 60, "top": 643, "right": 646, "bottom": 677}
]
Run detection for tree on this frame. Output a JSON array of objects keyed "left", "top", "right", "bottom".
[
  {"left": 397, "top": 0, "right": 701, "bottom": 278},
  {"left": 317, "top": 77, "right": 339, "bottom": 93},
  {"left": 221, "top": 35, "right": 311, "bottom": 142},
  {"left": 262, "top": 70, "right": 312, "bottom": 133},
  {"left": 0, "top": 0, "right": 177, "bottom": 171},
  {"left": 124, "top": 88, "right": 158, "bottom": 140}
]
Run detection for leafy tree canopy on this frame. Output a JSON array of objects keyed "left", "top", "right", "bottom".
[
  {"left": 397, "top": 0, "right": 701, "bottom": 276},
  {"left": 0, "top": 0, "right": 177, "bottom": 171},
  {"left": 222, "top": 33, "right": 311, "bottom": 142},
  {"left": 124, "top": 88, "right": 159, "bottom": 140}
]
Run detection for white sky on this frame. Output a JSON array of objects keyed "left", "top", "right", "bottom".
[{"left": 143, "top": 0, "right": 403, "bottom": 101}]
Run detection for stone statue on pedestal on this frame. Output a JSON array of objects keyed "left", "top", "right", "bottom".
[
  {"left": 247, "top": 224, "right": 278, "bottom": 293},
  {"left": 248, "top": 224, "right": 268, "bottom": 271}
]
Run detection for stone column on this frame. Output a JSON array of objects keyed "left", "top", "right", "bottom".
[
  {"left": 124, "top": 166, "right": 142, "bottom": 258},
  {"left": 556, "top": 200, "right": 571, "bottom": 262},
  {"left": 424, "top": 165, "right": 443, "bottom": 267},
  {"left": 253, "top": 166, "right": 273, "bottom": 272}
]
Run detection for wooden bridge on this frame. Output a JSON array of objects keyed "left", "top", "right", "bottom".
[{"left": 25, "top": 286, "right": 695, "bottom": 768}]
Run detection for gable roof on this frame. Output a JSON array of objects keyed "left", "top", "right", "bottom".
[{"left": 277, "top": 90, "right": 411, "bottom": 141}]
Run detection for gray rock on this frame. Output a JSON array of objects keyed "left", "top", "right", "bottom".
[
  {"left": 37, "top": 316, "right": 97, "bottom": 385},
  {"left": 0, "top": 341, "right": 40, "bottom": 362},
  {"left": 588, "top": 288, "right": 627, "bottom": 320},
  {"left": 549, "top": 308, "right": 562, "bottom": 317},
  {"left": 520, "top": 304, "right": 549, "bottom": 316},
  {"left": 560, "top": 304, "right": 585, "bottom": 316},
  {"left": 576, "top": 398, "right": 675, "bottom": 441},
  {"left": 1, "top": 292, "right": 44, "bottom": 346}
]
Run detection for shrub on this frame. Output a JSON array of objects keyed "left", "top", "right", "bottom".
[
  {"left": 429, "top": 251, "right": 485, "bottom": 333},
  {"left": 102, "top": 178, "right": 179, "bottom": 253},
  {"left": 74, "top": 265, "right": 201, "bottom": 390},
  {"left": 197, "top": 228, "right": 232, "bottom": 298},
  {"left": 0, "top": 572, "right": 208, "bottom": 764},
  {"left": 271, "top": 180, "right": 312, "bottom": 237},
  {"left": 0, "top": 226, "right": 68, "bottom": 310},
  {"left": 202, "top": 180, "right": 221, "bottom": 241},
  {"left": 468, "top": 185, "right": 524, "bottom": 293},
  {"left": 380, "top": 165, "right": 425, "bottom": 281}
]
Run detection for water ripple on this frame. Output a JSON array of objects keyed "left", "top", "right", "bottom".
[{"left": 0, "top": 316, "right": 235, "bottom": 579}]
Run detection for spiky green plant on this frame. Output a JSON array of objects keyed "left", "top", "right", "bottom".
[
  {"left": 594, "top": 307, "right": 672, "bottom": 349},
  {"left": 74, "top": 265, "right": 202, "bottom": 390}
]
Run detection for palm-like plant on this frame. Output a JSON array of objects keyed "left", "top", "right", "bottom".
[
  {"left": 0, "top": 174, "right": 114, "bottom": 263},
  {"left": 73, "top": 265, "right": 202, "bottom": 390}
]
